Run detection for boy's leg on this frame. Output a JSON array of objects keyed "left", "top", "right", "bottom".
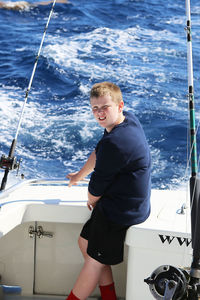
[
  {"left": 72, "top": 255, "right": 105, "bottom": 300},
  {"left": 78, "top": 236, "right": 114, "bottom": 285},
  {"left": 77, "top": 236, "right": 117, "bottom": 300},
  {"left": 76, "top": 206, "right": 126, "bottom": 300}
]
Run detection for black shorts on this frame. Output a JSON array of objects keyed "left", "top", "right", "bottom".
[{"left": 80, "top": 205, "right": 129, "bottom": 265}]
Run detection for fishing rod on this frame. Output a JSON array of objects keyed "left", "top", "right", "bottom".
[
  {"left": 144, "top": 0, "right": 200, "bottom": 299},
  {"left": 0, "top": 0, "right": 57, "bottom": 191},
  {"left": 186, "top": 0, "right": 200, "bottom": 296},
  {"left": 186, "top": 0, "right": 198, "bottom": 177}
]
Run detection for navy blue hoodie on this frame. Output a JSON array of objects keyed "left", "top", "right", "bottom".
[{"left": 88, "top": 111, "right": 151, "bottom": 226}]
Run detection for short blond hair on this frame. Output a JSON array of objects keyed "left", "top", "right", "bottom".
[{"left": 90, "top": 82, "right": 123, "bottom": 104}]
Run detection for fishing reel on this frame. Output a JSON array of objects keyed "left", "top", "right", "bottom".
[
  {"left": 0, "top": 154, "right": 22, "bottom": 172},
  {"left": 144, "top": 265, "right": 189, "bottom": 300}
]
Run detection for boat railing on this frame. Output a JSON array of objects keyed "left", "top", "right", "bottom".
[{"left": 0, "top": 178, "right": 89, "bottom": 200}]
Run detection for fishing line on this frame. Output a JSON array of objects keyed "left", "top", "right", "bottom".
[
  {"left": 0, "top": 0, "right": 57, "bottom": 191},
  {"left": 15, "top": 0, "right": 57, "bottom": 141}
]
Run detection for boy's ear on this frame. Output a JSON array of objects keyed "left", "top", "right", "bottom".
[{"left": 118, "top": 101, "right": 124, "bottom": 112}]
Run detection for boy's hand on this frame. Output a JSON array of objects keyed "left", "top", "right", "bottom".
[
  {"left": 87, "top": 200, "right": 97, "bottom": 211},
  {"left": 66, "top": 150, "right": 95, "bottom": 188},
  {"left": 87, "top": 191, "right": 101, "bottom": 210},
  {"left": 66, "top": 172, "right": 81, "bottom": 187}
]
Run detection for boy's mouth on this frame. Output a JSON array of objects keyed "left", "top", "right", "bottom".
[{"left": 99, "top": 117, "right": 106, "bottom": 121}]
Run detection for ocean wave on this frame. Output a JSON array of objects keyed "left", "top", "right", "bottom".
[{"left": 0, "top": 0, "right": 200, "bottom": 189}]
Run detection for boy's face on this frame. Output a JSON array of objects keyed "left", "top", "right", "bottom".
[{"left": 90, "top": 94, "right": 124, "bottom": 132}]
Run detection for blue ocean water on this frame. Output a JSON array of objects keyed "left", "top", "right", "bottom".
[{"left": 0, "top": 0, "right": 200, "bottom": 189}]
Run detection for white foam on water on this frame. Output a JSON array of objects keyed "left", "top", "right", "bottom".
[{"left": 41, "top": 24, "right": 186, "bottom": 102}]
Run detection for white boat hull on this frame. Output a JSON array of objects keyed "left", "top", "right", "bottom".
[
  {"left": 126, "top": 189, "right": 191, "bottom": 299},
  {"left": 0, "top": 180, "right": 192, "bottom": 299}
]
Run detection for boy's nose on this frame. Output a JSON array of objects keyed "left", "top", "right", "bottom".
[{"left": 97, "top": 108, "right": 105, "bottom": 114}]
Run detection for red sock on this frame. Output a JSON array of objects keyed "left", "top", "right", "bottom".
[
  {"left": 99, "top": 282, "right": 117, "bottom": 300},
  {"left": 66, "top": 290, "right": 80, "bottom": 300}
]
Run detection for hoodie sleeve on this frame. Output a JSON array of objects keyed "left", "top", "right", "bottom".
[{"left": 88, "top": 138, "right": 125, "bottom": 196}]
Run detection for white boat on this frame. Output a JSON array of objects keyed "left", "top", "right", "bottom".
[
  {"left": 0, "top": 178, "right": 192, "bottom": 300},
  {"left": 0, "top": 0, "right": 199, "bottom": 299}
]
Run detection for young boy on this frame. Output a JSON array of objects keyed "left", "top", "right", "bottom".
[{"left": 66, "top": 82, "right": 151, "bottom": 300}]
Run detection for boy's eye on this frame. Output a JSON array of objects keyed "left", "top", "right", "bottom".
[{"left": 92, "top": 105, "right": 110, "bottom": 112}]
